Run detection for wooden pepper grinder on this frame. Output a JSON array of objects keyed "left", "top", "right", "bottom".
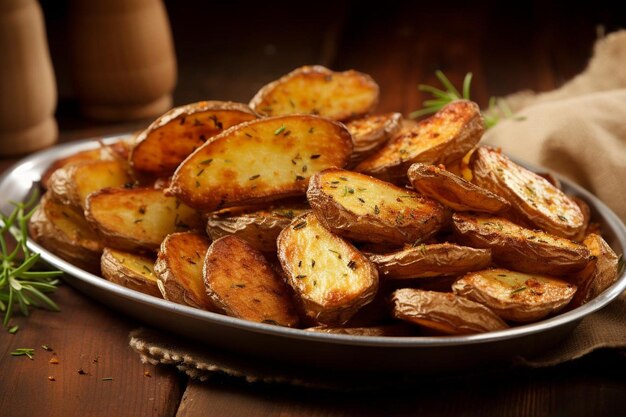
[
  {"left": 0, "top": 0, "right": 58, "bottom": 156},
  {"left": 68, "top": 0, "right": 177, "bottom": 121}
]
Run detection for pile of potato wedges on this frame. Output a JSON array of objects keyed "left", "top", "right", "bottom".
[{"left": 30, "top": 65, "right": 621, "bottom": 336}]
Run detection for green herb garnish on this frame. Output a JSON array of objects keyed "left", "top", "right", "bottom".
[
  {"left": 11, "top": 348, "right": 35, "bottom": 359},
  {"left": 274, "top": 124, "right": 286, "bottom": 135}
]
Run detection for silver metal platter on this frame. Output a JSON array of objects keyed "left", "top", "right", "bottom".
[{"left": 1, "top": 134, "right": 625, "bottom": 374}]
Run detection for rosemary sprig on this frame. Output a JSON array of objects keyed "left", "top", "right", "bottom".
[{"left": 0, "top": 190, "right": 62, "bottom": 329}]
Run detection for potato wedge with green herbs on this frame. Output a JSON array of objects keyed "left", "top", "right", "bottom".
[
  {"left": 249, "top": 65, "right": 379, "bottom": 121},
  {"left": 29, "top": 193, "right": 102, "bottom": 272},
  {"left": 204, "top": 235, "right": 300, "bottom": 327},
  {"left": 391, "top": 288, "right": 508, "bottom": 334},
  {"left": 346, "top": 112, "right": 402, "bottom": 166},
  {"left": 48, "top": 160, "right": 132, "bottom": 208},
  {"left": 367, "top": 243, "right": 492, "bottom": 279},
  {"left": 277, "top": 212, "right": 379, "bottom": 325},
  {"left": 307, "top": 168, "right": 446, "bottom": 245},
  {"left": 471, "top": 146, "right": 585, "bottom": 239},
  {"left": 101, "top": 248, "right": 162, "bottom": 298},
  {"left": 452, "top": 213, "right": 591, "bottom": 275},
  {"left": 167, "top": 115, "right": 353, "bottom": 211},
  {"left": 355, "top": 100, "right": 484, "bottom": 182},
  {"left": 154, "top": 232, "right": 217, "bottom": 311},
  {"left": 205, "top": 199, "right": 310, "bottom": 252},
  {"left": 85, "top": 188, "right": 202, "bottom": 252},
  {"left": 130, "top": 101, "right": 258, "bottom": 176},
  {"left": 407, "top": 163, "right": 510, "bottom": 213},
  {"left": 452, "top": 268, "right": 577, "bottom": 322}
]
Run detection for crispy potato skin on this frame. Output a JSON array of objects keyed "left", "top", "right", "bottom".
[
  {"left": 391, "top": 288, "right": 508, "bottom": 334},
  {"left": 307, "top": 168, "right": 446, "bottom": 245},
  {"left": 101, "top": 248, "right": 162, "bottom": 298},
  {"left": 204, "top": 235, "right": 299, "bottom": 326},
  {"left": 85, "top": 188, "right": 203, "bottom": 252},
  {"left": 367, "top": 243, "right": 492, "bottom": 279},
  {"left": 471, "top": 146, "right": 585, "bottom": 239},
  {"left": 167, "top": 115, "right": 353, "bottom": 211},
  {"left": 205, "top": 200, "right": 310, "bottom": 252},
  {"left": 346, "top": 113, "right": 402, "bottom": 167},
  {"left": 29, "top": 193, "right": 102, "bottom": 273},
  {"left": 249, "top": 65, "right": 379, "bottom": 121},
  {"left": 452, "top": 213, "right": 591, "bottom": 276},
  {"left": 407, "top": 163, "right": 510, "bottom": 213},
  {"left": 130, "top": 101, "right": 257, "bottom": 176},
  {"left": 277, "top": 212, "right": 379, "bottom": 325},
  {"left": 452, "top": 268, "right": 577, "bottom": 322},
  {"left": 154, "top": 232, "right": 217, "bottom": 311},
  {"left": 355, "top": 100, "right": 484, "bottom": 182}
]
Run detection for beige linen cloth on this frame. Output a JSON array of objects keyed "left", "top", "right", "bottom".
[{"left": 130, "top": 31, "right": 626, "bottom": 386}]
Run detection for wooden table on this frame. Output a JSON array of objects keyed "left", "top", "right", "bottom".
[{"left": 2, "top": 2, "right": 626, "bottom": 416}]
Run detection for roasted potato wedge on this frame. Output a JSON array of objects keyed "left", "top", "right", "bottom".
[
  {"left": 407, "top": 163, "right": 510, "bottom": 213},
  {"left": 204, "top": 235, "right": 299, "bottom": 327},
  {"left": 452, "top": 268, "right": 577, "bottom": 322},
  {"left": 249, "top": 65, "right": 379, "bottom": 121},
  {"left": 154, "top": 232, "right": 216, "bottom": 311},
  {"left": 367, "top": 243, "right": 492, "bottom": 279},
  {"left": 452, "top": 213, "right": 590, "bottom": 276},
  {"left": 167, "top": 115, "right": 353, "bottom": 211},
  {"left": 346, "top": 112, "right": 402, "bottom": 166},
  {"left": 305, "top": 323, "right": 415, "bottom": 336},
  {"left": 391, "top": 288, "right": 508, "bottom": 334},
  {"left": 355, "top": 100, "right": 484, "bottom": 182},
  {"left": 307, "top": 168, "right": 446, "bottom": 245},
  {"left": 85, "top": 188, "right": 202, "bottom": 252},
  {"left": 130, "top": 101, "right": 257, "bottom": 176},
  {"left": 277, "top": 212, "right": 379, "bottom": 325},
  {"left": 101, "top": 248, "right": 161, "bottom": 298},
  {"left": 29, "top": 193, "right": 102, "bottom": 272},
  {"left": 48, "top": 160, "right": 132, "bottom": 208},
  {"left": 471, "top": 146, "right": 585, "bottom": 239},
  {"left": 205, "top": 199, "right": 310, "bottom": 252}
]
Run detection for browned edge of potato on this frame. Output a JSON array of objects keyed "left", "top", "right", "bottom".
[
  {"left": 277, "top": 212, "right": 379, "bottom": 325},
  {"left": 305, "top": 323, "right": 415, "bottom": 337},
  {"left": 166, "top": 114, "right": 353, "bottom": 211},
  {"left": 355, "top": 100, "right": 484, "bottom": 182},
  {"left": 391, "top": 288, "right": 508, "bottom": 334},
  {"left": 154, "top": 231, "right": 216, "bottom": 311},
  {"left": 471, "top": 146, "right": 585, "bottom": 239},
  {"left": 249, "top": 65, "right": 379, "bottom": 121},
  {"left": 101, "top": 247, "right": 162, "bottom": 298},
  {"left": 346, "top": 112, "right": 403, "bottom": 166},
  {"left": 130, "top": 101, "right": 258, "bottom": 176},
  {"left": 452, "top": 268, "right": 577, "bottom": 322},
  {"left": 452, "top": 213, "right": 591, "bottom": 276},
  {"left": 203, "top": 235, "right": 299, "bottom": 326},
  {"left": 307, "top": 168, "right": 446, "bottom": 245}
]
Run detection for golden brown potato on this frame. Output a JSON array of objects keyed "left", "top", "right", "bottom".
[
  {"left": 452, "top": 268, "right": 577, "bottom": 322},
  {"left": 391, "top": 288, "right": 508, "bottom": 334},
  {"left": 305, "top": 323, "right": 415, "bottom": 336},
  {"left": 471, "top": 146, "right": 585, "bottom": 239},
  {"left": 205, "top": 199, "right": 310, "bottom": 252},
  {"left": 452, "top": 213, "right": 591, "bottom": 276},
  {"left": 204, "top": 235, "right": 300, "bottom": 327},
  {"left": 166, "top": 115, "right": 353, "bottom": 211},
  {"left": 277, "top": 212, "right": 379, "bottom": 325},
  {"left": 249, "top": 65, "right": 379, "bottom": 121},
  {"left": 47, "top": 160, "right": 132, "bottom": 208},
  {"left": 407, "top": 163, "right": 510, "bottom": 213},
  {"left": 355, "top": 100, "right": 484, "bottom": 182},
  {"left": 85, "top": 188, "right": 202, "bottom": 252},
  {"left": 345, "top": 112, "right": 402, "bottom": 166},
  {"left": 130, "top": 101, "right": 258, "bottom": 176},
  {"left": 101, "top": 248, "right": 162, "bottom": 298},
  {"left": 367, "top": 243, "right": 492, "bottom": 279},
  {"left": 307, "top": 168, "right": 446, "bottom": 245},
  {"left": 29, "top": 193, "right": 102, "bottom": 272},
  {"left": 154, "top": 232, "right": 216, "bottom": 311},
  {"left": 571, "top": 196, "right": 591, "bottom": 242}
]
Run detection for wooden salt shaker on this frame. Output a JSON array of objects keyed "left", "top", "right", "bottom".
[
  {"left": 0, "top": 0, "right": 58, "bottom": 156},
  {"left": 68, "top": 0, "right": 177, "bottom": 122}
]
